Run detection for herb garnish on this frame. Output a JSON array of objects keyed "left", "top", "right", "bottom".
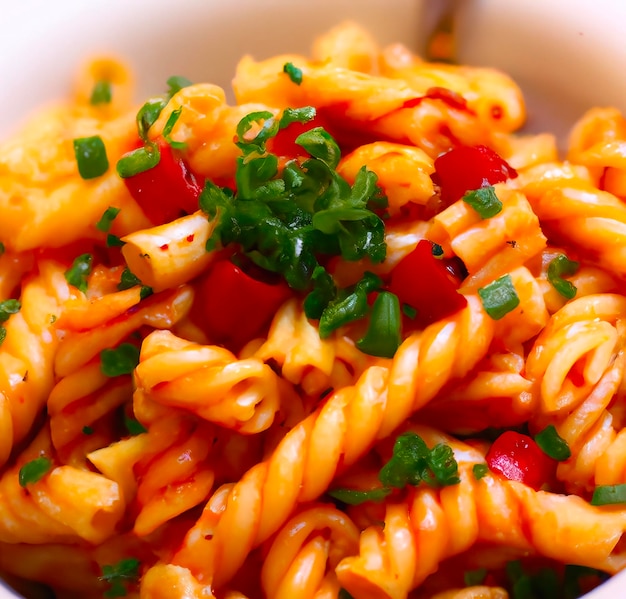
[
  {"left": 478, "top": 274, "right": 520, "bottom": 320},
  {"left": 90, "top": 80, "right": 112, "bottom": 105},
  {"left": 73, "top": 135, "right": 109, "bottom": 179},
  {"left": 535, "top": 424, "right": 571, "bottom": 461},
  {"left": 283, "top": 62, "right": 303, "bottom": 85},
  {"left": 99, "top": 557, "right": 141, "bottom": 598},
  {"left": 200, "top": 107, "right": 389, "bottom": 354},
  {"left": 547, "top": 254, "right": 579, "bottom": 299},
  {"left": 462, "top": 185, "right": 502, "bottom": 219},
  {"left": 65, "top": 253, "right": 93, "bottom": 293},
  {"left": 18, "top": 456, "right": 52, "bottom": 487},
  {"left": 328, "top": 431, "right": 460, "bottom": 505},
  {"left": 96, "top": 206, "right": 121, "bottom": 232},
  {"left": 100, "top": 343, "right": 140, "bottom": 377}
]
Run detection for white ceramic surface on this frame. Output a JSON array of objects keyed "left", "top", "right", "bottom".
[{"left": 1, "top": 0, "right": 626, "bottom": 597}]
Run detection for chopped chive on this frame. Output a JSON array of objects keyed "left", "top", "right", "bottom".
[
  {"left": 136, "top": 98, "right": 167, "bottom": 141},
  {"left": 591, "top": 483, "right": 626, "bottom": 506},
  {"left": 96, "top": 206, "right": 121, "bottom": 232},
  {"left": 356, "top": 291, "right": 402, "bottom": 358},
  {"left": 547, "top": 254, "right": 579, "bottom": 299},
  {"left": 18, "top": 456, "right": 52, "bottom": 487},
  {"left": 327, "top": 486, "right": 391, "bottom": 505},
  {"left": 0, "top": 242, "right": 5, "bottom": 255},
  {"left": 116, "top": 143, "right": 160, "bottom": 178},
  {"left": 100, "top": 343, "right": 140, "bottom": 377},
  {"left": 402, "top": 303, "right": 417, "bottom": 320},
  {"left": 283, "top": 62, "right": 303, "bottom": 85},
  {"left": 0, "top": 328, "right": 6, "bottom": 346},
  {"left": 279, "top": 106, "right": 316, "bottom": 129},
  {"left": 162, "top": 107, "right": 186, "bottom": 149},
  {"left": 117, "top": 268, "right": 142, "bottom": 291},
  {"left": 478, "top": 274, "right": 519, "bottom": 320},
  {"left": 431, "top": 242, "right": 444, "bottom": 257},
  {"left": 124, "top": 414, "right": 147, "bottom": 436},
  {"left": 73, "top": 135, "right": 109, "bottom": 179},
  {"left": 535, "top": 424, "right": 571, "bottom": 461},
  {"left": 139, "top": 286, "right": 153, "bottom": 300},
  {"left": 90, "top": 80, "right": 112, "bottom": 105},
  {"left": 82, "top": 425, "right": 94, "bottom": 435},
  {"left": 166, "top": 75, "right": 192, "bottom": 97},
  {"left": 472, "top": 463, "right": 489, "bottom": 480},
  {"left": 65, "top": 253, "right": 93, "bottom": 293},
  {"left": 106, "top": 234, "right": 125, "bottom": 248},
  {"left": 462, "top": 186, "right": 502, "bottom": 219}
]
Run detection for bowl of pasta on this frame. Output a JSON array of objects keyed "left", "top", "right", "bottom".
[{"left": 1, "top": 0, "right": 626, "bottom": 598}]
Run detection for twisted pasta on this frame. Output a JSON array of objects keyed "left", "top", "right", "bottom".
[
  {"left": 2, "top": 19, "right": 626, "bottom": 599},
  {"left": 335, "top": 427, "right": 626, "bottom": 599},
  {"left": 143, "top": 295, "right": 494, "bottom": 591},
  {"left": 135, "top": 330, "right": 281, "bottom": 433}
]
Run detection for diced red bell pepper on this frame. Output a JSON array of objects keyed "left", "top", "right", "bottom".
[
  {"left": 432, "top": 144, "right": 518, "bottom": 207},
  {"left": 485, "top": 431, "right": 556, "bottom": 491},
  {"left": 123, "top": 139, "right": 203, "bottom": 225},
  {"left": 191, "top": 259, "right": 291, "bottom": 351},
  {"left": 387, "top": 239, "right": 467, "bottom": 328}
]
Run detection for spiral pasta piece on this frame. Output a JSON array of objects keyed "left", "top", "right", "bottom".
[
  {"left": 140, "top": 295, "right": 494, "bottom": 592},
  {"left": 526, "top": 294, "right": 626, "bottom": 414},
  {"left": 337, "top": 142, "right": 435, "bottom": 215},
  {"left": 261, "top": 504, "right": 360, "bottom": 599},
  {"left": 0, "top": 426, "right": 124, "bottom": 545},
  {"left": 248, "top": 299, "right": 376, "bottom": 397},
  {"left": 0, "top": 260, "right": 70, "bottom": 467},
  {"left": 518, "top": 162, "right": 626, "bottom": 277},
  {"left": 335, "top": 427, "right": 626, "bottom": 599},
  {"left": 428, "top": 186, "right": 546, "bottom": 293},
  {"left": 567, "top": 107, "right": 626, "bottom": 197},
  {"left": 135, "top": 329, "right": 281, "bottom": 433},
  {"left": 54, "top": 284, "right": 194, "bottom": 377}
]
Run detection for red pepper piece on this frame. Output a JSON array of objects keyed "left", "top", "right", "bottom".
[
  {"left": 191, "top": 259, "right": 291, "bottom": 351},
  {"left": 123, "top": 139, "right": 202, "bottom": 225},
  {"left": 387, "top": 239, "right": 467, "bottom": 328},
  {"left": 485, "top": 431, "right": 556, "bottom": 491},
  {"left": 432, "top": 144, "right": 518, "bottom": 207}
]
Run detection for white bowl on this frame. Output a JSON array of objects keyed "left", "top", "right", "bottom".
[{"left": 1, "top": 1, "right": 625, "bottom": 597}]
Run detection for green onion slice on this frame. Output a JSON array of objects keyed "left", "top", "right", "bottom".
[
  {"left": 162, "top": 107, "right": 186, "bottom": 149},
  {"left": 462, "top": 186, "right": 502, "bottom": 219},
  {"left": 356, "top": 291, "right": 402, "bottom": 358},
  {"left": 327, "top": 486, "right": 391, "bottom": 505},
  {"left": 18, "top": 456, "right": 52, "bottom": 487},
  {"left": 534, "top": 424, "right": 571, "bottom": 461},
  {"left": 90, "top": 80, "right": 112, "bottom": 105},
  {"left": 283, "top": 62, "right": 303, "bottom": 85},
  {"left": 166, "top": 75, "right": 193, "bottom": 97},
  {"left": 591, "top": 483, "right": 626, "bottom": 506},
  {"left": 96, "top": 206, "right": 121, "bottom": 232},
  {"left": 547, "top": 254, "right": 579, "bottom": 299},
  {"left": 100, "top": 343, "right": 141, "bottom": 377},
  {"left": 65, "top": 253, "right": 93, "bottom": 293},
  {"left": 73, "top": 135, "right": 109, "bottom": 179},
  {"left": 472, "top": 463, "right": 489, "bottom": 480},
  {"left": 478, "top": 274, "right": 520, "bottom": 320},
  {"left": 116, "top": 143, "right": 160, "bottom": 178}
]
